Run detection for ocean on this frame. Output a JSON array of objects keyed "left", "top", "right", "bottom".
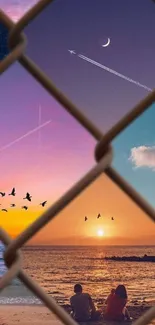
[{"left": 0, "top": 244, "right": 155, "bottom": 306}]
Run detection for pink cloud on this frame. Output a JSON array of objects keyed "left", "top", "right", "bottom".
[{"left": 0, "top": 0, "right": 39, "bottom": 22}]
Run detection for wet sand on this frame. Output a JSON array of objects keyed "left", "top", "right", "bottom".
[{"left": 0, "top": 305, "right": 153, "bottom": 325}]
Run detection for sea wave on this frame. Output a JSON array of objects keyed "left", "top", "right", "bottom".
[
  {"left": 0, "top": 296, "right": 42, "bottom": 305},
  {"left": 1, "top": 245, "right": 155, "bottom": 306}
]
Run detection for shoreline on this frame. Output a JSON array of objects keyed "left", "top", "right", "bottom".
[
  {"left": 0, "top": 302, "right": 152, "bottom": 307},
  {"left": 0, "top": 302, "right": 152, "bottom": 308},
  {"left": 0, "top": 304, "right": 153, "bottom": 325}
]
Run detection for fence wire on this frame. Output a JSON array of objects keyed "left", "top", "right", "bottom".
[{"left": 0, "top": 2, "right": 155, "bottom": 325}]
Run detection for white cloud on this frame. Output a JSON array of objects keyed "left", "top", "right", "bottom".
[{"left": 129, "top": 145, "right": 155, "bottom": 169}]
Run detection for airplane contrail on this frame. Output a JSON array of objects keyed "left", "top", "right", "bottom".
[
  {"left": 38, "top": 104, "right": 42, "bottom": 149},
  {"left": 0, "top": 120, "right": 51, "bottom": 153},
  {"left": 78, "top": 54, "right": 152, "bottom": 92}
]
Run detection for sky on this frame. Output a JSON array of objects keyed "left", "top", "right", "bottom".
[
  {"left": 112, "top": 104, "right": 155, "bottom": 206},
  {"left": 0, "top": 0, "right": 155, "bottom": 245},
  {"left": 0, "top": 0, "right": 39, "bottom": 22}
]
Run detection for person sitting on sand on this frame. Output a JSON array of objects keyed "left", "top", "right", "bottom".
[
  {"left": 105, "top": 288, "right": 115, "bottom": 304},
  {"left": 70, "top": 283, "right": 101, "bottom": 322},
  {"left": 104, "top": 285, "right": 131, "bottom": 322}
]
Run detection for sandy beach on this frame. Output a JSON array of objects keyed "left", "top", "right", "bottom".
[
  {"left": 0, "top": 305, "right": 153, "bottom": 325},
  {"left": 0, "top": 305, "right": 59, "bottom": 325}
]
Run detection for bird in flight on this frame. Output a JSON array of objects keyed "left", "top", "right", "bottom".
[
  {"left": 10, "top": 204, "right": 16, "bottom": 207},
  {"left": 111, "top": 217, "right": 114, "bottom": 221},
  {"left": 9, "top": 188, "right": 16, "bottom": 196},
  {"left": 40, "top": 201, "right": 47, "bottom": 207},
  {"left": 68, "top": 49, "right": 76, "bottom": 55},
  {"left": 0, "top": 192, "right": 5, "bottom": 197},
  {"left": 22, "top": 206, "right": 28, "bottom": 210},
  {"left": 23, "top": 192, "right": 32, "bottom": 202},
  {"left": 1, "top": 209, "right": 8, "bottom": 212},
  {"left": 85, "top": 216, "right": 88, "bottom": 221},
  {"left": 97, "top": 213, "right": 101, "bottom": 219}
]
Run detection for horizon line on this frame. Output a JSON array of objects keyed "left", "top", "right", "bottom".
[{"left": 22, "top": 244, "right": 155, "bottom": 247}]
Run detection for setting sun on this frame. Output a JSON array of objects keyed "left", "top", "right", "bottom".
[{"left": 97, "top": 229, "right": 104, "bottom": 237}]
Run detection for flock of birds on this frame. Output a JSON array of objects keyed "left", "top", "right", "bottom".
[
  {"left": 84, "top": 213, "right": 114, "bottom": 222},
  {"left": 0, "top": 189, "right": 115, "bottom": 219},
  {"left": 0, "top": 188, "right": 47, "bottom": 212}
]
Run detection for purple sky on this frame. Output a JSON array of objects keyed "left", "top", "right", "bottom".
[
  {"left": 0, "top": 61, "right": 96, "bottom": 208},
  {"left": 2, "top": 0, "right": 155, "bottom": 131},
  {"left": 0, "top": 0, "right": 155, "bottom": 230},
  {"left": 21, "top": 0, "right": 155, "bottom": 209},
  {"left": 23, "top": 0, "right": 155, "bottom": 132}
]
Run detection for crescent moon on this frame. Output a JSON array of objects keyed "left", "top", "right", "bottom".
[{"left": 102, "top": 38, "right": 110, "bottom": 48}]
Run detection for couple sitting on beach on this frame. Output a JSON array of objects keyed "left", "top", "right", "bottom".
[{"left": 70, "top": 283, "right": 131, "bottom": 323}]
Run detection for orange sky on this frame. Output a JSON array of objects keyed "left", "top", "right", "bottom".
[{"left": 1, "top": 174, "right": 155, "bottom": 246}]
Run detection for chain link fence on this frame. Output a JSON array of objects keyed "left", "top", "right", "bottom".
[{"left": 0, "top": 1, "right": 155, "bottom": 324}]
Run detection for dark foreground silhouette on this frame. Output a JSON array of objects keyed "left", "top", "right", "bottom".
[
  {"left": 67, "top": 284, "right": 133, "bottom": 323},
  {"left": 61, "top": 304, "right": 150, "bottom": 323}
]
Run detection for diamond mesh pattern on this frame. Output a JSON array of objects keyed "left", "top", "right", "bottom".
[{"left": 0, "top": 2, "right": 155, "bottom": 325}]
